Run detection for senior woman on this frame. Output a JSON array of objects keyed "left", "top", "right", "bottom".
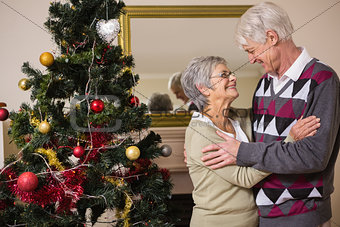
[{"left": 181, "top": 56, "right": 318, "bottom": 227}]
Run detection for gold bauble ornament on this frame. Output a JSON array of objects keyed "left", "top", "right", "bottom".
[
  {"left": 61, "top": 40, "right": 67, "bottom": 47},
  {"left": 18, "top": 78, "right": 31, "bottom": 91},
  {"left": 39, "top": 52, "right": 54, "bottom": 67},
  {"left": 125, "top": 146, "right": 140, "bottom": 161},
  {"left": 38, "top": 121, "right": 51, "bottom": 134}
]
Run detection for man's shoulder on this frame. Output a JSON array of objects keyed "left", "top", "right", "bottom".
[
  {"left": 297, "top": 58, "right": 339, "bottom": 87},
  {"left": 311, "top": 59, "right": 339, "bottom": 85},
  {"left": 313, "top": 59, "right": 333, "bottom": 70}
]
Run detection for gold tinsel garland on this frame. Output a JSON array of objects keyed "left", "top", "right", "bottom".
[
  {"left": 105, "top": 177, "right": 132, "bottom": 227},
  {"left": 30, "top": 116, "right": 41, "bottom": 127},
  {"left": 36, "top": 148, "right": 65, "bottom": 171}
]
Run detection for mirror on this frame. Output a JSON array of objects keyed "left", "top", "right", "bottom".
[{"left": 118, "top": 6, "right": 263, "bottom": 127}]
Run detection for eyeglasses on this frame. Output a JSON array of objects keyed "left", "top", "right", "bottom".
[{"left": 210, "top": 71, "right": 236, "bottom": 80}]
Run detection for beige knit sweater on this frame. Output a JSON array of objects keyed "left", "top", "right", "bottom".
[{"left": 185, "top": 109, "right": 269, "bottom": 227}]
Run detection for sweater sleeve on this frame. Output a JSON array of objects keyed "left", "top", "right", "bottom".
[
  {"left": 237, "top": 72, "right": 340, "bottom": 174},
  {"left": 188, "top": 122, "right": 270, "bottom": 188}
]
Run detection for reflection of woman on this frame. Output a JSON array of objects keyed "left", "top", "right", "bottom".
[
  {"left": 181, "top": 56, "right": 316, "bottom": 226},
  {"left": 168, "top": 72, "right": 199, "bottom": 112}
]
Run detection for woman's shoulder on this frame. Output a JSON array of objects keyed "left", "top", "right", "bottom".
[{"left": 186, "top": 119, "right": 225, "bottom": 144}]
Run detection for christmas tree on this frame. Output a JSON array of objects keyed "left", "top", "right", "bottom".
[{"left": 0, "top": 0, "right": 174, "bottom": 226}]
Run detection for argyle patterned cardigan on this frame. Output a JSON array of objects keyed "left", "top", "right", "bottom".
[{"left": 237, "top": 58, "right": 340, "bottom": 223}]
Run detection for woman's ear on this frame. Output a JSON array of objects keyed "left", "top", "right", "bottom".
[
  {"left": 266, "top": 29, "right": 279, "bottom": 46},
  {"left": 196, "top": 84, "right": 210, "bottom": 96}
]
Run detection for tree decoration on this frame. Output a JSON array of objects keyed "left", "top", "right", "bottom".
[
  {"left": 128, "top": 95, "right": 139, "bottom": 107},
  {"left": 38, "top": 120, "right": 51, "bottom": 134},
  {"left": 36, "top": 148, "right": 65, "bottom": 171},
  {"left": 73, "top": 146, "right": 85, "bottom": 158},
  {"left": 125, "top": 146, "right": 140, "bottom": 161},
  {"left": 1, "top": 0, "right": 174, "bottom": 225},
  {"left": 17, "top": 172, "right": 39, "bottom": 192},
  {"left": 61, "top": 40, "right": 67, "bottom": 47},
  {"left": 113, "top": 99, "right": 121, "bottom": 108},
  {"left": 105, "top": 177, "right": 132, "bottom": 226},
  {"left": 39, "top": 52, "right": 54, "bottom": 67},
  {"left": 90, "top": 99, "right": 105, "bottom": 113},
  {"left": 96, "top": 19, "right": 120, "bottom": 43},
  {"left": 18, "top": 78, "right": 31, "bottom": 91},
  {"left": 30, "top": 116, "right": 41, "bottom": 127},
  {"left": 0, "top": 108, "right": 9, "bottom": 121},
  {"left": 160, "top": 144, "right": 172, "bottom": 157}
]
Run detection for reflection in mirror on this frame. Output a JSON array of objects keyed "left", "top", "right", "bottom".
[{"left": 119, "top": 6, "right": 263, "bottom": 126}]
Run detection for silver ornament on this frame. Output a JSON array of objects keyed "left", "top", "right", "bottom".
[
  {"left": 160, "top": 144, "right": 172, "bottom": 157},
  {"left": 113, "top": 99, "right": 121, "bottom": 108},
  {"left": 111, "top": 163, "right": 129, "bottom": 176},
  {"left": 96, "top": 19, "right": 120, "bottom": 43}
]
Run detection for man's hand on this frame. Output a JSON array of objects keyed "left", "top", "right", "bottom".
[
  {"left": 290, "top": 116, "right": 320, "bottom": 141},
  {"left": 201, "top": 131, "right": 240, "bottom": 169}
]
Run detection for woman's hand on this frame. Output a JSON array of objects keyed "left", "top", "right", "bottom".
[
  {"left": 184, "top": 145, "right": 187, "bottom": 164},
  {"left": 289, "top": 116, "right": 320, "bottom": 141}
]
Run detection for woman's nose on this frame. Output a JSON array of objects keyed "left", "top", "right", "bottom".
[{"left": 229, "top": 74, "right": 236, "bottom": 82}]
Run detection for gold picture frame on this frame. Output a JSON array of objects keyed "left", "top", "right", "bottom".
[
  {"left": 118, "top": 5, "right": 251, "bottom": 127},
  {"left": 118, "top": 5, "right": 251, "bottom": 55}
]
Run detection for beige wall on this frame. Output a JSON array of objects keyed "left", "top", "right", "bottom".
[
  {"left": 1, "top": 0, "right": 339, "bottom": 226},
  {"left": 1, "top": 0, "right": 340, "bottom": 110}
]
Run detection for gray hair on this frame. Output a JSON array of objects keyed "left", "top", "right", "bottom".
[
  {"left": 235, "top": 2, "right": 294, "bottom": 47},
  {"left": 148, "top": 93, "right": 173, "bottom": 113},
  {"left": 168, "top": 72, "right": 183, "bottom": 90},
  {"left": 181, "top": 56, "right": 227, "bottom": 112}
]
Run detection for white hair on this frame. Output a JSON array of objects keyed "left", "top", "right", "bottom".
[
  {"left": 181, "top": 56, "right": 227, "bottom": 112},
  {"left": 235, "top": 2, "right": 294, "bottom": 47},
  {"left": 168, "top": 72, "right": 183, "bottom": 90}
]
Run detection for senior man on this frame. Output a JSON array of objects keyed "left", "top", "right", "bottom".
[{"left": 201, "top": 2, "right": 339, "bottom": 227}]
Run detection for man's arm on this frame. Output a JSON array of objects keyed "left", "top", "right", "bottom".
[
  {"left": 202, "top": 112, "right": 321, "bottom": 169},
  {"left": 188, "top": 125, "right": 270, "bottom": 188},
  {"left": 203, "top": 73, "right": 339, "bottom": 174}
]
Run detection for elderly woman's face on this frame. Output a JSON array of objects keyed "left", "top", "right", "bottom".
[{"left": 208, "top": 64, "right": 239, "bottom": 104}]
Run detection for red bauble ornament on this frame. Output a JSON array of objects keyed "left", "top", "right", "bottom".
[
  {"left": 0, "top": 108, "right": 9, "bottom": 121},
  {"left": 129, "top": 95, "right": 139, "bottom": 107},
  {"left": 17, "top": 172, "right": 39, "bottom": 192},
  {"left": 73, "top": 146, "right": 85, "bottom": 158},
  {"left": 90, "top": 99, "right": 105, "bottom": 113}
]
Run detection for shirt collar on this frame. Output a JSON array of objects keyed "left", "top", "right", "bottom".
[{"left": 268, "top": 47, "right": 312, "bottom": 81}]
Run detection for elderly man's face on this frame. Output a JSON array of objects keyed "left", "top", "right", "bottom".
[
  {"left": 171, "top": 87, "right": 188, "bottom": 103},
  {"left": 242, "top": 38, "right": 277, "bottom": 75}
]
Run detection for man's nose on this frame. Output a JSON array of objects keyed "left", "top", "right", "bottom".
[{"left": 248, "top": 53, "right": 256, "bottom": 64}]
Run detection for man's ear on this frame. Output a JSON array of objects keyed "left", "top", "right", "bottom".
[
  {"left": 266, "top": 29, "right": 279, "bottom": 46},
  {"left": 196, "top": 84, "right": 210, "bottom": 96}
]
